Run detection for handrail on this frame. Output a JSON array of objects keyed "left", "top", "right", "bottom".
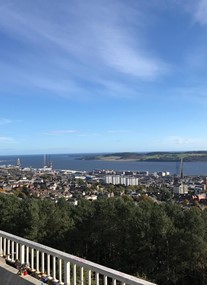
[{"left": 0, "top": 230, "right": 156, "bottom": 285}]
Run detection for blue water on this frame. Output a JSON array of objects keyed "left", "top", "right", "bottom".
[{"left": 0, "top": 154, "right": 207, "bottom": 175}]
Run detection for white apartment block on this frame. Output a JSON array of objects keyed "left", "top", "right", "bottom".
[
  {"left": 173, "top": 183, "right": 188, "bottom": 194},
  {"left": 105, "top": 175, "right": 139, "bottom": 186}
]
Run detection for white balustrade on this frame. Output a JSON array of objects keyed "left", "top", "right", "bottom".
[
  {"left": 7, "top": 239, "right": 10, "bottom": 259},
  {"left": 0, "top": 236, "right": 2, "bottom": 256},
  {"left": 53, "top": 255, "right": 57, "bottom": 281},
  {"left": 26, "top": 246, "right": 29, "bottom": 265},
  {"left": 73, "top": 263, "right": 76, "bottom": 285},
  {"left": 31, "top": 247, "right": 34, "bottom": 270},
  {"left": 11, "top": 241, "right": 14, "bottom": 261},
  {"left": 47, "top": 253, "right": 51, "bottom": 277},
  {"left": 36, "top": 249, "right": 40, "bottom": 273},
  {"left": 16, "top": 242, "right": 19, "bottom": 260},
  {"left": 0, "top": 230, "right": 156, "bottom": 285},
  {"left": 41, "top": 251, "right": 45, "bottom": 274}
]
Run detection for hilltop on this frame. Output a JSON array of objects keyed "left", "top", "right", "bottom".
[{"left": 79, "top": 151, "right": 207, "bottom": 162}]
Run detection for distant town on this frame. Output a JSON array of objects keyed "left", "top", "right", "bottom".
[{"left": 0, "top": 156, "right": 206, "bottom": 208}]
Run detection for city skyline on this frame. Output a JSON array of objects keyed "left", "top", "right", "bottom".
[{"left": 1, "top": 0, "right": 207, "bottom": 155}]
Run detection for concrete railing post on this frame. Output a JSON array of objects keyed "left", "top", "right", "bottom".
[
  {"left": 3, "top": 238, "right": 6, "bottom": 256},
  {"left": 31, "top": 248, "right": 34, "bottom": 270},
  {"left": 36, "top": 249, "right": 40, "bottom": 273},
  {"left": 64, "top": 260, "right": 70, "bottom": 285},
  {"left": 16, "top": 242, "right": 19, "bottom": 260},
  {"left": 11, "top": 241, "right": 14, "bottom": 261},
  {"left": 20, "top": 244, "right": 25, "bottom": 264},
  {"left": 73, "top": 264, "right": 76, "bottom": 285},
  {"left": 47, "top": 254, "right": 51, "bottom": 277},
  {"left": 88, "top": 269, "right": 92, "bottom": 285},
  {"left": 26, "top": 246, "right": 29, "bottom": 265},
  {"left": 0, "top": 236, "right": 3, "bottom": 256},
  {"left": 53, "top": 255, "right": 57, "bottom": 281},
  {"left": 41, "top": 251, "right": 45, "bottom": 274},
  {"left": 96, "top": 272, "right": 100, "bottom": 285},
  {"left": 59, "top": 258, "right": 63, "bottom": 284},
  {"left": 7, "top": 239, "right": 10, "bottom": 259}
]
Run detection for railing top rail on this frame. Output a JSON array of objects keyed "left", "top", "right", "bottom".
[{"left": 0, "top": 230, "right": 156, "bottom": 285}]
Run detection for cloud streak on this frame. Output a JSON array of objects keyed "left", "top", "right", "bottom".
[
  {"left": 98, "top": 26, "right": 168, "bottom": 79},
  {"left": 194, "top": 0, "right": 207, "bottom": 25},
  {"left": 0, "top": 118, "right": 12, "bottom": 125},
  {"left": 0, "top": 0, "right": 169, "bottom": 102},
  {"left": 0, "top": 137, "right": 14, "bottom": 143},
  {"left": 43, "top": 130, "right": 77, "bottom": 135}
]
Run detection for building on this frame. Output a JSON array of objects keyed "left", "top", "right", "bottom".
[
  {"left": 105, "top": 175, "right": 138, "bottom": 186},
  {"left": 173, "top": 183, "right": 188, "bottom": 194}
]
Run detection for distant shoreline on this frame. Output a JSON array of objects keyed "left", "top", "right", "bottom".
[{"left": 78, "top": 151, "right": 207, "bottom": 162}]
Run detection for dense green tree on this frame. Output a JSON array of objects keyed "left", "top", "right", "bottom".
[
  {"left": 0, "top": 194, "right": 22, "bottom": 234},
  {"left": 17, "top": 199, "right": 41, "bottom": 241},
  {"left": 1, "top": 193, "right": 207, "bottom": 284}
]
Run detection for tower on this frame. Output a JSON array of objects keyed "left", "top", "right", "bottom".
[
  {"left": 43, "top": 154, "right": 52, "bottom": 168},
  {"left": 179, "top": 157, "right": 184, "bottom": 179},
  {"left": 17, "top": 158, "right": 21, "bottom": 168},
  {"left": 44, "top": 154, "right": 47, "bottom": 167}
]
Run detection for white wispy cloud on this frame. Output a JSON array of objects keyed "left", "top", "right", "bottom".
[
  {"left": 78, "top": 133, "right": 102, "bottom": 137},
  {"left": 0, "top": 118, "right": 12, "bottom": 125},
  {"left": 77, "top": 130, "right": 130, "bottom": 137},
  {"left": 168, "top": 136, "right": 194, "bottom": 145},
  {"left": 98, "top": 26, "right": 168, "bottom": 79},
  {"left": 159, "top": 135, "right": 207, "bottom": 150},
  {"left": 185, "top": 46, "right": 207, "bottom": 70},
  {"left": 0, "top": 136, "right": 14, "bottom": 143},
  {"left": 43, "top": 130, "right": 77, "bottom": 135},
  {"left": 0, "top": 0, "right": 169, "bottom": 101},
  {"left": 177, "top": 0, "right": 207, "bottom": 26},
  {"left": 168, "top": 83, "right": 207, "bottom": 104},
  {"left": 194, "top": 0, "right": 207, "bottom": 25},
  {"left": 107, "top": 130, "right": 129, "bottom": 134},
  {"left": 178, "top": 0, "right": 207, "bottom": 71},
  {"left": 150, "top": 135, "right": 207, "bottom": 151}
]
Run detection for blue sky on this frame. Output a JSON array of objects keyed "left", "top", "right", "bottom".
[{"left": 1, "top": 0, "right": 207, "bottom": 155}]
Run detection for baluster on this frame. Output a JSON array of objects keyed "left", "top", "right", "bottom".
[
  {"left": 36, "top": 250, "right": 40, "bottom": 273},
  {"left": 47, "top": 254, "right": 51, "bottom": 278},
  {"left": 104, "top": 275, "right": 108, "bottom": 285},
  {"left": 41, "top": 252, "right": 45, "bottom": 274},
  {"left": 7, "top": 239, "right": 10, "bottom": 259},
  {"left": 11, "top": 241, "right": 14, "bottom": 261},
  {"left": 73, "top": 264, "right": 76, "bottom": 285},
  {"left": 64, "top": 260, "right": 70, "bottom": 285},
  {"left": 3, "top": 238, "right": 6, "bottom": 256},
  {"left": 113, "top": 279, "right": 116, "bottom": 285},
  {"left": 16, "top": 242, "right": 19, "bottom": 260},
  {"left": 96, "top": 272, "right": 99, "bottom": 285},
  {"left": 80, "top": 266, "right": 84, "bottom": 285},
  {"left": 0, "top": 236, "right": 2, "bottom": 256},
  {"left": 88, "top": 269, "right": 91, "bottom": 285},
  {"left": 20, "top": 244, "right": 25, "bottom": 264},
  {"left": 59, "top": 258, "right": 63, "bottom": 284},
  {"left": 53, "top": 256, "right": 57, "bottom": 281},
  {"left": 26, "top": 246, "right": 29, "bottom": 265},
  {"left": 31, "top": 248, "right": 34, "bottom": 271}
]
